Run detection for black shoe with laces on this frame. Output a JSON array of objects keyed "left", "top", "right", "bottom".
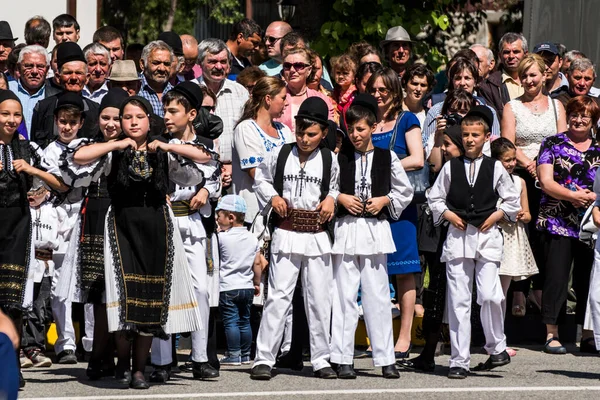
[
  {"left": 149, "top": 366, "right": 170, "bottom": 383},
  {"left": 56, "top": 349, "right": 77, "bottom": 364},
  {"left": 192, "top": 361, "right": 219, "bottom": 380}
]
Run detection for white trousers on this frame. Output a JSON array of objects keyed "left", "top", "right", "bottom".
[
  {"left": 51, "top": 296, "right": 76, "bottom": 353},
  {"left": 254, "top": 252, "right": 333, "bottom": 371},
  {"left": 446, "top": 258, "right": 506, "bottom": 370},
  {"left": 589, "top": 248, "right": 600, "bottom": 349},
  {"left": 151, "top": 233, "right": 210, "bottom": 365},
  {"left": 331, "top": 254, "right": 395, "bottom": 367},
  {"left": 82, "top": 304, "right": 95, "bottom": 352},
  {"left": 280, "top": 307, "right": 293, "bottom": 355}
]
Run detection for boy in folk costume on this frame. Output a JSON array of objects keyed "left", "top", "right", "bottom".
[
  {"left": 427, "top": 106, "right": 520, "bottom": 379},
  {"left": 331, "top": 94, "right": 413, "bottom": 379},
  {"left": 250, "top": 97, "right": 339, "bottom": 380}
]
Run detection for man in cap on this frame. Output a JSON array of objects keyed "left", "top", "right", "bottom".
[
  {"left": 380, "top": 26, "right": 413, "bottom": 79},
  {"left": 138, "top": 40, "right": 176, "bottom": 117},
  {"left": 226, "top": 18, "right": 262, "bottom": 76},
  {"left": 30, "top": 42, "right": 99, "bottom": 148},
  {"left": 478, "top": 32, "right": 528, "bottom": 120},
  {"left": 533, "top": 42, "right": 564, "bottom": 95},
  {"left": 107, "top": 59, "right": 142, "bottom": 96},
  {"left": 82, "top": 42, "right": 112, "bottom": 103},
  {"left": 181, "top": 34, "right": 201, "bottom": 81},
  {"left": 0, "top": 21, "right": 17, "bottom": 74}
]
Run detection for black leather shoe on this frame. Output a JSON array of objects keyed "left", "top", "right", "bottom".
[
  {"left": 473, "top": 350, "right": 511, "bottom": 371},
  {"left": 115, "top": 369, "right": 132, "bottom": 385},
  {"left": 130, "top": 375, "right": 150, "bottom": 389},
  {"left": 314, "top": 366, "right": 337, "bottom": 379},
  {"left": 250, "top": 364, "right": 272, "bottom": 380},
  {"left": 86, "top": 362, "right": 103, "bottom": 380},
  {"left": 274, "top": 357, "right": 304, "bottom": 371},
  {"left": 56, "top": 349, "right": 77, "bottom": 364},
  {"left": 192, "top": 361, "right": 219, "bottom": 380},
  {"left": 394, "top": 343, "right": 412, "bottom": 359},
  {"left": 544, "top": 337, "right": 567, "bottom": 355},
  {"left": 382, "top": 364, "right": 400, "bottom": 379},
  {"left": 337, "top": 364, "right": 357, "bottom": 379},
  {"left": 448, "top": 367, "right": 468, "bottom": 379},
  {"left": 19, "top": 371, "right": 25, "bottom": 389},
  {"left": 149, "top": 366, "right": 170, "bottom": 383},
  {"left": 396, "top": 356, "right": 435, "bottom": 372}
]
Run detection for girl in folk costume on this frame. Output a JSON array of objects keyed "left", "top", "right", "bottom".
[
  {"left": 331, "top": 94, "right": 413, "bottom": 379},
  {"left": 149, "top": 82, "right": 221, "bottom": 382},
  {"left": 0, "top": 90, "right": 64, "bottom": 388},
  {"left": 70, "top": 96, "right": 210, "bottom": 389},
  {"left": 250, "top": 97, "right": 339, "bottom": 381},
  {"left": 56, "top": 88, "right": 129, "bottom": 380}
]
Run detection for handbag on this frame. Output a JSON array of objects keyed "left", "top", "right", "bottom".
[
  {"left": 579, "top": 203, "right": 599, "bottom": 247},
  {"left": 388, "top": 112, "right": 429, "bottom": 204}
]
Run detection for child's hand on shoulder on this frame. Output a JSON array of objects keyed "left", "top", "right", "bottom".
[
  {"left": 444, "top": 210, "right": 466, "bottom": 231},
  {"left": 271, "top": 195, "right": 288, "bottom": 218},
  {"left": 115, "top": 138, "right": 137, "bottom": 151},
  {"left": 337, "top": 194, "right": 363, "bottom": 215},
  {"left": 148, "top": 140, "right": 169, "bottom": 153},
  {"left": 317, "top": 196, "right": 335, "bottom": 223},
  {"left": 12, "top": 159, "right": 33, "bottom": 174},
  {"left": 479, "top": 210, "right": 504, "bottom": 232},
  {"left": 365, "top": 196, "right": 390, "bottom": 216}
]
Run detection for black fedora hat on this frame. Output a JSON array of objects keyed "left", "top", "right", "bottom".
[
  {"left": 0, "top": 21, "right": 17, "bottom": 41},
  {"left": 295, "top": 97, "right": 329, "bottom": 126}
]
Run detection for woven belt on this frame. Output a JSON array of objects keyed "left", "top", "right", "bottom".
[
  {"left": 35, "top": 249, "right": 53, "bottom": 261},
  {"left": 171, "top": 201, "right": 198, "bottom": 217},
  {"left": 275, "top": 209, "right": 325, "bottom": 233}
]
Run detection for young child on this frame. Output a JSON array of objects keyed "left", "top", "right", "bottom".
[
  {"left": 490, "top": 138, "right": 538, "bottom": 319},
  {"left": 427, "top": 106, "right": 520, "bottom": 379},
  {"left": 149, "top": 82, "right": 221, "bottom": 382},
  {"left": 216, "top": 195, "right": 262, "bottom": 365},
  {"left": 250, "top": 97, "right": 339, "bottom": 381},
  {"left": 331, "top": 94, "right": 412, "bottom": 379},
  {"left": 331, "top": 54, "right": 357, "bottom": 127},
  {"left": 21, "top": 185, "right": 65, "bottom": 369}
]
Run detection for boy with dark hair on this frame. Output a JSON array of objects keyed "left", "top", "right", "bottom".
[
  {"left": 52, "top": 14, "right": 80, "bottom": 45},
  {"left": 427, "top": 105, "right": 520, "bottom": 379}
]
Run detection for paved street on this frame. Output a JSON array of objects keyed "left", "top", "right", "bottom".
[{"left": 20, "top": 345, "right": 600, "bottom": 400}]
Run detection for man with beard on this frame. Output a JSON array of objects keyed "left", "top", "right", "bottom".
[
  {"left": 380, "top": 26, "right": 413, "bottom": 79},
  {"left": 226, "top": 18, "right": 262, "bottom": 76},
  {"left": 478, "top": 32, "right": 527, "bottom": 120},
  {"left": 533, "top": 42, "right": 564, "bottom": 95},
  {"left": 138, "top": 40, "right": 175, "bottom": 117},
  {"left": 9, "top": 45, "right": 51, "bottom": 133},
  {"left": 30, "top": 42, "right": 99, "bottom": 148},
  {"left": 552, "top": 57, "right": 600, "bottom": 108},
  {"left": 82, "top": 42, "right": 111, "bottom": 103},
  {"left": 196, "top": 39, "right": 248, "bottom": 186}
]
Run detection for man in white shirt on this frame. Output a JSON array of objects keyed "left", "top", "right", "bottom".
[{"left": 82, "top": 43, "right": 111, "bottom": 103}]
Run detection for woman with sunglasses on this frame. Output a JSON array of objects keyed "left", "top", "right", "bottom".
[
  {"left": 276, "top": 47, "right": 334, "bottom": 132},
  {"left": 367, "top": 67, "right": 424, "bottom": 360}
]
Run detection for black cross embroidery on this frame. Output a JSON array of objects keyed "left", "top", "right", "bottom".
[
  {"left": 283, "top": 170, "right": 323, "bottom": 197},
  {"left": 32, "top": 214, "right": 51, "bottom": 241}
]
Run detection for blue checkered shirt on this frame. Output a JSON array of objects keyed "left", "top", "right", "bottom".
[{"left": 137, "top": 74, "right": 173, "bottom": 117}]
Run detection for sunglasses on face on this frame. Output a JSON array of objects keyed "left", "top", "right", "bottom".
[
  {"left": 264, "top": 36, "right": 282, "bottom": 45},
  {"left": 202, "top": 105, "right": 216, "bottom": 113},
  {"left": 369, "top": 87, "right": 389, "bottom": 96},
  {"left": 282, "top": 62, "right": 310, "bottom": 72}
]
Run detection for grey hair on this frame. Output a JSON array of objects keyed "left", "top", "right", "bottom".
[
  {"left": 564, "top": 50, "right": 586, "bottom": 64},
  {"left": 498, "top": 32, "right": 528, "bottom": 53},
  {"left": 83, "top": 42, "right": 112, "bottom": 66},
  {"left": 17, "top": 44, "right": 50, "bottom": 65},
  {"left": 197, "top": 38, "right": 231, "bottom": 65},
  {"left": 569, "top": 57, "right": 596, "bottom": 78},
  {"left": 469, "top": 44, "right": 494, "bottom": 66},
  {"left": 141, "top": 40, "right": 175, "bottom": 69}
]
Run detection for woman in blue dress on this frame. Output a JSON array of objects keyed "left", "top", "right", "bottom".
[{"left": 367, "top": 67, "right": 424, "bottom": 358}]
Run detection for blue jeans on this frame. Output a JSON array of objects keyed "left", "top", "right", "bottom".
[{"left": 219, "top": 289, "right": 254, "bottom": 357}]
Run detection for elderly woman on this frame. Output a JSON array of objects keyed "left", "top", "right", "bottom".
[
  {"left": 276, "top": 47, "right": 334, "bottom": 132},
  {"left": 501, "top": 54, "right": 567, "bottom": 315},
  {"left": 536, "top": 96, "right": 600, "bottom": 354}
]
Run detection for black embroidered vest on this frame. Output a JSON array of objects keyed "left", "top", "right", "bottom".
[{"left": 446, "top": 156, "right": 498, "bottom": 228}]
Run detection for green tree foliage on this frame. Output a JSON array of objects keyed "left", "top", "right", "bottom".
[
  {"left": 312, "top": 0, "right": 488, "bottom": 71},
  {"left": 102, "top": 0, "right": 243, "bottom": 45}
]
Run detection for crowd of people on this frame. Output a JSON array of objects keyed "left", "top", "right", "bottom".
[{"left": 0, "top": 11, "right": 600, "bottom": 397}]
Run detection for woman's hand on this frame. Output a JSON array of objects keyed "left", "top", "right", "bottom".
[
  {"left": 569, "top": 186, "right": 595, "bottom": 208},
  {"left": 337, "top": 194, "right": 363, "bottom": 216},
  {"left": 317, "top": 196, "right": 336, "bottom": 223},
  {"left": 525, "top": 160, "right": 537, "bottom": 178},
  {"left": 148, "top": 140, "right": 169, "bottom": 153},
  {"left": 365, "top": 196, "right": 390, "bottom": 215},
  {"left": 271, "top": 195, "right": 288, "bottom": 218},
  {"left": 434, "top": 116, "right": 447, "bottom": 141}
]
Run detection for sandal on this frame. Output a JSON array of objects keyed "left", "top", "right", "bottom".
[{"left": 543, "top": 337, "right": 566, "bottom": 355}]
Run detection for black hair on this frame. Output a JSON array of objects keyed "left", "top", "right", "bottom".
[
  {"left": 55, "top": 105, "right": 84, "bottom": 121},
  {"left": 93, "top": 26, "right": 124, "bottom": 47},
  {"left": 162, "top": 91, "right": 193, "bottom": 113},
  {"left": 441, "top": 89, "right": 476, "bottom": 115},
  {"left": 401, "top": 63, "right": 436, "bottom": 91},
  {"left": 355, "top": 62, "right": 383, "bottom": 88},
  {"left": 491, "top": 137, "right": 516, "bottom": 159},
  {"left": 52, "top": 14, "right": 80, "bottom": 31},
  {"left": 0, "top": 72, "right": 8, "bottom": 88},
  {"left": 280, "top": 32, "right": 305, "bottom": 54},
  {"left": 448, "top": 57, "right": 480, "bottom": 88},
  {"left": 25, "top": 16, "right": 51, "bottom": 48},
  {"left": 228, "top": 18, "right": 262, "bottom": 41},
  {"left": 346, "top": 104, "right": 376, "bottom": 127},
  {"left": 461, "top": 115, "right": 490, "bottom": 133},
  {"left": 296, "top": 117, "right": 328, "bottom": 134}
]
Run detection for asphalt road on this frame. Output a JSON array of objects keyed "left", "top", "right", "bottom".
[{"left": 20, "top": 345, "right": 600, "bottom": 400}]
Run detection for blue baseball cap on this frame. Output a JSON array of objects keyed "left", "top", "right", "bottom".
[
  {"left": 216, "top": 195, "right": 247, "bottom": 213},
  {"left": 533, "top": 42, "right": 559, "bottom": 55}
]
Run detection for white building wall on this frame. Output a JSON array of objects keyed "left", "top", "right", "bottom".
[{"left": 3, "top": 0, "right": 97, "bottom": 49}]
